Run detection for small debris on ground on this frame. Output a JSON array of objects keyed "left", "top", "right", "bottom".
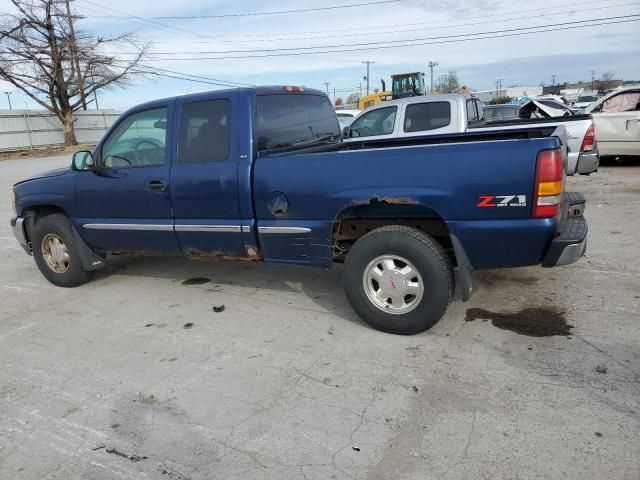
[
  {"left": 352, "top": 446, "right": 360, "bottom": 452},
  {"left": 145, "top": 323, "right": 154, "bottom": 327},
  {"left": 595, "top": 432, "right": 603, "bottom": 437},
  {"left": 595, "top": 365, "right": 608, "bottom": 374},
  {"left": 412, "top": 385, "right": 419, "bottom": 393},
  {"left": 213, "top": 304, "right": 225, "bottom": 313},
  {"left": 327, "top": 326, "right": 334, "bottom": 335},
  {"left": 183, "top": 322, "right": 194, "bottom": 329},
  {"left": 105, "top": 447, "right": 147, "bottom": 462},
  {"left": 92, "top": 445, "right": 106, "bottom": 451}
]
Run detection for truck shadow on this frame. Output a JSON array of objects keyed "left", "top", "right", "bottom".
[{"left": 95, "top": 255, "right": 365, "bottom": 326}]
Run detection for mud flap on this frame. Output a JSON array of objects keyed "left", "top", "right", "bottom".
[
  {"left": 72, "top": 226, "right": 106, "bottom": 271},
  {"left": 451, "top": 234, "right": 473, "bottom": 302}
]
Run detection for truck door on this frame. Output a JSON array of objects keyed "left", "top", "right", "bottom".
[
  {"left": 591, "top": 90, "right": 640, "bottom": 156},
  {"left": 170, "top": 93, "right": 247, "bottom": 256},
  {"left": 74, "top": 103, "right": 180, "bottom": 253}
]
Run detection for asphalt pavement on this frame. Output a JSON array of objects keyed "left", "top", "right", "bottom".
[{"left": 1, "top": 155, "right": 638, "bottom": 479}]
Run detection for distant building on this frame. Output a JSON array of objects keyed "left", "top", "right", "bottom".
[{"left": 471, "top": 86, "right": 541, "bottom": 102}]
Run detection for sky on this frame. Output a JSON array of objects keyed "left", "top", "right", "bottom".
[{"left": 1, "top": 0, "right": 639, "bottom": 110}]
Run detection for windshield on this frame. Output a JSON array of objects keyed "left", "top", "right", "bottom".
[
  {"left": 577, "top": 95, "right": 598, "bottom": 103},
  {"left": 256, "top": 94, "right": 341, "bottom": 152},
  {"left": 392, "top": 74, "right": 426, "bottom": 96}
]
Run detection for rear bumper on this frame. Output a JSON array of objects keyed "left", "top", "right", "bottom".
[
  {"left": 567, "top": 148, "right": 599, "bottom": 175},
  {"left": 542, "top": 193, "right": 588, "bottom": 267},
  {"left": 576, "top": 149, "right": 599, "bottom": 175},
  {"left": 10, "top": 216, "right": 32, "bottom": 255}
]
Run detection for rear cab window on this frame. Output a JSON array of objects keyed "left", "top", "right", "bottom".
[
  {"left": 404, "top": 102, "right": 451, "bottom": 132},
  {"left": 256, "top": 94, "right": 341, "bottom": 152}
]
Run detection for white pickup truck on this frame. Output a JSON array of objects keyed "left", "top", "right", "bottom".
[{"left": 344, "top": 94, "right": 599, "bottom": 175}]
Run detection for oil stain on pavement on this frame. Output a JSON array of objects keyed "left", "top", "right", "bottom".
[
  {"left": 465, "top": 307, "right": 573, "bottom": 337},
  {"left": 181, "top": 277, "right": 210, "bottom": 285}
]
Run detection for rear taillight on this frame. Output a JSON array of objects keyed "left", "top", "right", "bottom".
[
  {"left": 283, "top": 86, "right": 304, "bottom": 93},
  {"left": 533, "top": 148, "right": 564, "bottom": 218},
  {"left": 580, "top": 124, "right": 595, "bottom": 152}
]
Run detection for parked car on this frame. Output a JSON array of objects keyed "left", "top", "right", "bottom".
[
  {"left": 572, "top": 92, "right": 599, "bottom": 111},
  {"left": 344, "top": 94, "right": 598, "bottom": 175},
  {"left": 11, "top": 86, "right": 588, "bottom": 335},
  {"left": 335, "top": 109, "right": 360, "bottom": 128},
  {"left": 583, "top": 87, "right": 640, "bottom": 158}
]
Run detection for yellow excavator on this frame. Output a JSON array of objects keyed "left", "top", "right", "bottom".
[
  {"left": 356, "top": 72, "right": 469, "bottom": 110},
  {"left": 357, "top": 72, "right": 426, "bottom": 110}
]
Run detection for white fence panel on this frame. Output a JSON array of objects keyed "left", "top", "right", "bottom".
[{"left": 0, "top": 109, "right": 122, "bottom": 151}]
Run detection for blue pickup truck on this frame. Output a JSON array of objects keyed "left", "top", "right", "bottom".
[{"left": 10, "top": 86, "right": 588, "bottom": 334}]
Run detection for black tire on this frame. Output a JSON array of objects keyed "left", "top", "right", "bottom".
[
  {"left": 31, "top": 213, "right": 92, "bottom": 288},
  {"left": 343, "top": 225, "right": 453, "bottom": 335}
]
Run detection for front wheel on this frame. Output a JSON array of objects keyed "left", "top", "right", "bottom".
[
  {"left": 31, "top": 214, "right": 92, "bottom": 288},
  {"left": 343, "top": 225, "right": 453, "bottom": 335}
]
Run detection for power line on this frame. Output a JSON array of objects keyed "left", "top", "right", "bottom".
[
  {"left": 133, "top": 1, "right": 637, "bottom": 43},
  {"left": 87, "top": 0, "right": 613, "bottom": 35},
  {"left": 120, "top": 0, "right": 407, "bottom": 19},
  {"left": 77, "top": 0, "right": 362, "bottom": 66},
  {"left": 113, "top": 14, "right": 640, "bottom": 60}
]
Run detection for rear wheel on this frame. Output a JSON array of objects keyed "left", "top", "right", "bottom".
[
  {"left": 31, "top": 214, "right": 92, "bottom": 287},
  {"left": 343, "top": 225, "right": 453, "bottom": 335}
]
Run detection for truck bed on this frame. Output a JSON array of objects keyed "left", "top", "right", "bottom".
[{"left": 261, "top": 126, "right": 561, "bottom": 157}]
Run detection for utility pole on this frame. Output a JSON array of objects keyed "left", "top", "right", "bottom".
[
  {"left": 362, "top": 60, "right": 374, "bottom": 95},
  {"left": 3, "top": 91, "right": 12, "bottom": 110},
  {"left": 65, "top": 0, "right": 87, "bottom": 110},
  {"left": 333, "top": 86, "right": 336, "bottom": 105},
  {"left": 590, "top": 70, "right": 596, "bottom": 91},
  {"left": 551, "top": 74, "right": 556, "bottom": 86},
  {"left": 428, "top": 61, "right": 438, "bottom": 94}
]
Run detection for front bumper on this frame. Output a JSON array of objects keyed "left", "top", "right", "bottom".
[
  {"left": 10, "top": 216, "right": 32, "bottom": 255},
  {"left": 542, "top": 193, "right": 587, "bottom": 267}
]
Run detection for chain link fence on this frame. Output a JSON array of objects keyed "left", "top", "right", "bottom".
[{"left": 0, "top": 109, "right": 122, "bottom": 152}]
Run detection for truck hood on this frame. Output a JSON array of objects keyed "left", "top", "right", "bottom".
[{"left": 13, "top": 166, "right": 71, "bottom": 187}]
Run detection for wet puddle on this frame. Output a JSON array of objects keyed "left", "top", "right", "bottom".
[
  {"left": 181, "top": 277, "right": 210, "bottom": 285},
  {"left": 465, "top": 307, "right": 572, "bottom": 337}
]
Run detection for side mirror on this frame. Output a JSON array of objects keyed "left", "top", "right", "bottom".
[
  {"left": 342, "top": 125, "right": 351, "bottom": 138},
  {"left": 72, "top": 150, "right": 95, "bottom": 171}
]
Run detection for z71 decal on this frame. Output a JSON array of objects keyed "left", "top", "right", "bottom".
[{"left": 477, "top": 195, "right": 527, "bottom": 208}]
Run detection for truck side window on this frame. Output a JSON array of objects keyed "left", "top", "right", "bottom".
[
  {"left": 179, "top": 99, "right": 230, "bottom": 163},
  {"left": 466, "top": 100, "right": 479, "bottom": 124},
  {"left": 101, "top": 108, "right": 167, "bottom": 169},
  {"left": 475, "top": 100, "right": 484, "bottom": 121},
  {"left": 350, "top": 106, "right": 397, "bottom": 137},
  {"left": 404, "top": 102, "right": 451, "bottom": 132}
]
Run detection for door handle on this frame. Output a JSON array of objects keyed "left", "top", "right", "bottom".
[
  {"left": 627, "top": 119, "right": 640, "bottom": 130},
  {"left": 147, "top": 179, "right": 167, "bottom": 192}
]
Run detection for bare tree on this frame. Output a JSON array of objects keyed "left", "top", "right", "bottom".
[
  {"left": 345, "top": 92, "right": 360, "bottom": 105},
  {"left": 595, "top": 71, "right": 617, "bottom": 94},
  {"left": 0, "top": 0, "right": 149, "bottom": 146},
  {"left": 434, "top": 71, "right": 460, "bottom": 94}
]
